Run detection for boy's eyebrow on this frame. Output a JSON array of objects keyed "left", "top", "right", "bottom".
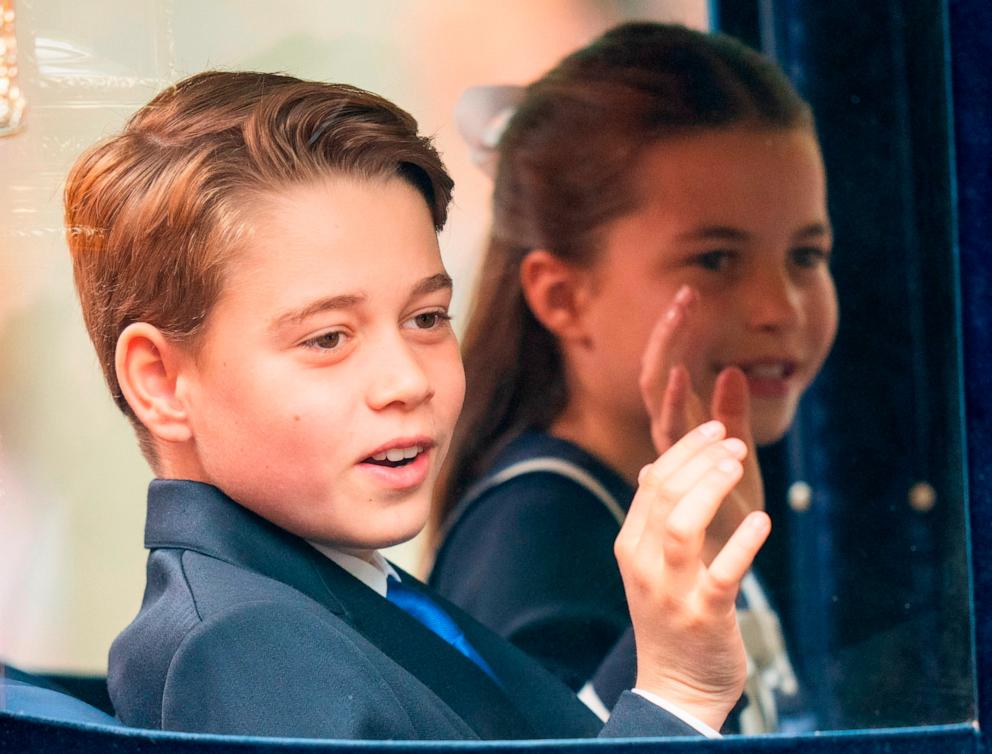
[
  {"left": 271, "top": 294, "right": 367, "bottom": 331},
  {"left": 412, "top": 272, "right": 454, "bottom": 297},
  {"left": 269, "top": 273, "right": 453, "bottom": 332}
]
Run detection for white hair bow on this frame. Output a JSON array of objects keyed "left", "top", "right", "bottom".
[{"left": 454, "top": 85, "right": 526, "bottom": 178}]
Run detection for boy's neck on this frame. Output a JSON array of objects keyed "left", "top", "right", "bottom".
[{"left": 326, "top": 544, "right": 378, "bottom": 565}]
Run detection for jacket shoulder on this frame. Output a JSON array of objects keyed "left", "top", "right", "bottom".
[{"left": 112, "top": 549, "right": 474, "bottom": 739}]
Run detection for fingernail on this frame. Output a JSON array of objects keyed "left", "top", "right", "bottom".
[
  {"left": 717, "top": 457, "right": 740, "bottom": 474},
  {"left": 638, "top": 464, "right": 653, "bottom": 484},
  {"left": 722, "top": 437, "right": 747, "bottom": 457},
  {"left": 699, "top": 420, "right": 724, "bottom": 439},
  {"left": 748, "top": 513, "right": 771, "bottom": 534},
  {"left": 675, "top": 285, "right": 693, "bottom": 305}
]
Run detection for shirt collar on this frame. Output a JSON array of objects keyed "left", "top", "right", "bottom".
[{"left": 307, "top": 543, "right": 399, "bottom": 597}]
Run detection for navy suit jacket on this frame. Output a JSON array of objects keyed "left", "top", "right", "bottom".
[{"left": 109, "top": 480, "right": 700, "bottom": 740}]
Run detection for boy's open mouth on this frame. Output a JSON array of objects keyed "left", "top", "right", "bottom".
[{"left": 363, "top": 445, "right": 425, "bottom": 468}]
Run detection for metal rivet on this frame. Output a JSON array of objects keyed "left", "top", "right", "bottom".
[
  {"left": 909, "top": 481, "right": 937, "bottom": 512},
  {"left": 788, "top": 481, "right": 813, "bottom": 512}
]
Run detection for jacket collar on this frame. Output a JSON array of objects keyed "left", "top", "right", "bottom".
[{"left": 145, "top": 479, "right": 347, "bottom": 615}]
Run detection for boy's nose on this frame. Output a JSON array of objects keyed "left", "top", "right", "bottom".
[
  {"left": 744, "top": 269, "right": 803, "bottom": 332},
  {"left": 365, "top": 337, "right": 434, "bottom": 411}
]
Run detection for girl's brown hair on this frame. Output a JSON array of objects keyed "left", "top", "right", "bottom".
[
  {"left": 65, "top": 71, "right": 453, "bottom": 465},
  {"left": 431, "top": 22, "right": 813, "bottom": 541}
]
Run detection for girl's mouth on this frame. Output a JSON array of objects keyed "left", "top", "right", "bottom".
[
  {"left": 734, "top": 361, "right": 799, "bottom": 399},
  {"left": 738, "top": 362, "right": 797, "bottom": 381}
]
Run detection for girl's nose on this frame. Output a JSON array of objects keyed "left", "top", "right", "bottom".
[
  {"left": 745, "top": 269, "right": 803, "bottom": 332},
  {"left": 365, "top": 336, "right": 435, "bottom": 411}
]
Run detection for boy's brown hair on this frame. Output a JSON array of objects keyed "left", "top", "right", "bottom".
[{"left": 65, "top": 71, "right": 453, "bottom": 464}]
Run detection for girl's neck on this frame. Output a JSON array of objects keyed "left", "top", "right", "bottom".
[
  {"left": 548, "top": 402, "right": 657, "bottom": 487},
  {"left": 550, "top": 404, "right": 727, "bottom": 566}
]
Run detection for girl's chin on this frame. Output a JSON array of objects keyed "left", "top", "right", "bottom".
[{"left": 752, "top": 416, "right": 798, "bottom": 446}]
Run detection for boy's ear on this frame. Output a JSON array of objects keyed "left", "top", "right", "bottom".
[
  {"left": 519, "top": 250, "right": 594, "bottom": 343},
  {"left": 115, "top": 323, "right": 194, "bottom": 444}
]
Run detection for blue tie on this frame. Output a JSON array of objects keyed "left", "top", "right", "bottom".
[{"left": 386, "top": 576, "right": 501, "bottom": 686}]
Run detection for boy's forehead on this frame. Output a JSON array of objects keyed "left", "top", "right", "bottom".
[{"left": 212, "top": 176, "right": 447, "bottom": 316}]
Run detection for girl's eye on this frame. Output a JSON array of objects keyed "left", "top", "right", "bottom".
[
  {"left": 302, "top": 331, "right": 345, "bottom": 351},
  {"left": 791, "top": 246, "right": 831, "bottom": 269},
  {"left": 693, "top": 250, "right": 737, "bottom": 272},
  {"left": 409, "top": 310, "right": 452, "bottom": 330}
]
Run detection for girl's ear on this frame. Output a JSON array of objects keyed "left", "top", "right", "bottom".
[
  {"left": 115, "top": 323, "right": 194, "bottom": 444},
  {"left": 520, "top": 250, "right": 594, "bottom": 343}
]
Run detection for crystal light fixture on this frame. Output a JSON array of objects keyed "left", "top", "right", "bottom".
[{"left": 0, "top": 0, "right": 26, "bottom": 137}]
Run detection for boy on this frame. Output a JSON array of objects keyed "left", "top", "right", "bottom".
[{"left": 64, "top": 71, "right": 771, "bottom": 740}]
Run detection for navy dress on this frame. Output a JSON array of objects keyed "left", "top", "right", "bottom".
[{"left": 430, "top": 431, "right": 810, "bottom": 734}]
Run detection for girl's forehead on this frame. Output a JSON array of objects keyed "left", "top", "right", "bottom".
[
  {"left": 635, "top": 127, "right": 822, "bottom": 183},
  {"left": 627, "top": 128, "right": 826, "bottom": 214}
]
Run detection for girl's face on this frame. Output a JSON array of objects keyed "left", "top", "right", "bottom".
[{"left": 578, "top": 127, "right": 838, "bottom": 445}]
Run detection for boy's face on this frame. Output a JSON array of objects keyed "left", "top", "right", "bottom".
[
  {"left": 578, "top": 127, "right": 838, "bottom": 445},
  {"left": 175, "top": 176, "right": 464, "bottom": 557}
]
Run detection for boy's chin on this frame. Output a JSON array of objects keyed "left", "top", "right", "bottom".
[
  {"left": 371, "top": 522, "right": 429, "bottom": 551},
  {"left": 356, "top": 509, "right": 431, "bottom": 551}
]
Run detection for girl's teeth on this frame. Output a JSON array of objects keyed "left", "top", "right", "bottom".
[
  {"left": 747, "top": 364, "right": 785, "bottom": 379},
  {"left": 402, "top": 446, "right": 420, "bottom": 460},
  {"left": 372, "top": 452, "right": 388, "bottom": 461},
  {"left": 385, "top": 448, "right": 406, "bottom": 462}
]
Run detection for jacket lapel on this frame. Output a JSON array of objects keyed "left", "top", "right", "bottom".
[
  {"left": 428, "top": 579, "right": 601, "bottom": 739},
  {"left": 308, "top": 555, "right": 539, "bottom": 740}
]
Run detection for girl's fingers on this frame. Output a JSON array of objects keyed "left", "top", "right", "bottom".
[
  {"left": 701, "top": 511, "right": 772, "bottom": 610},
  {"left": 639, "top": 286, "right": 696, "bottom": 420},
  {"left": 653, "top": 365, "right": 689, "bottom": 452},
  {"left": 711, "top": 365, "right": 765, "bottom": 521},
  {"left": 711, "top": 367, "right": 752, "bottom": 445}
]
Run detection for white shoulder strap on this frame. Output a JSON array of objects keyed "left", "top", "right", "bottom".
[{"left": 459, "top": 457, "right": 626, "bottom": 526}]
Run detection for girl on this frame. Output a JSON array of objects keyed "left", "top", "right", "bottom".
[{"left": 429, "top": 22, "right": 838, "bottom": 734}]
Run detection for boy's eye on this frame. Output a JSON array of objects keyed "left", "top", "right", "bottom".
[
  {"left": 693, "top": 250, "right": 737, "bottom": 272},
  {"left": 302, "top": 330, "right": 345, "bottom": 350},
  {"left": 407, "top": 310, "right": 452, "bottom": 330},
  {"left": 791, "top": 246, "right": 832, "bottom": 269}
]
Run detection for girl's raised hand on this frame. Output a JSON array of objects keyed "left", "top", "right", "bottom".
[
  {"left": 639, "top": 286, "right": 765, "bottom": 559},
  {"left": 639, "top": 286, "right": 705, "bottom": 451},
  {"left": 614, "top": 420, "right": 771, "bottom": 730}
]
